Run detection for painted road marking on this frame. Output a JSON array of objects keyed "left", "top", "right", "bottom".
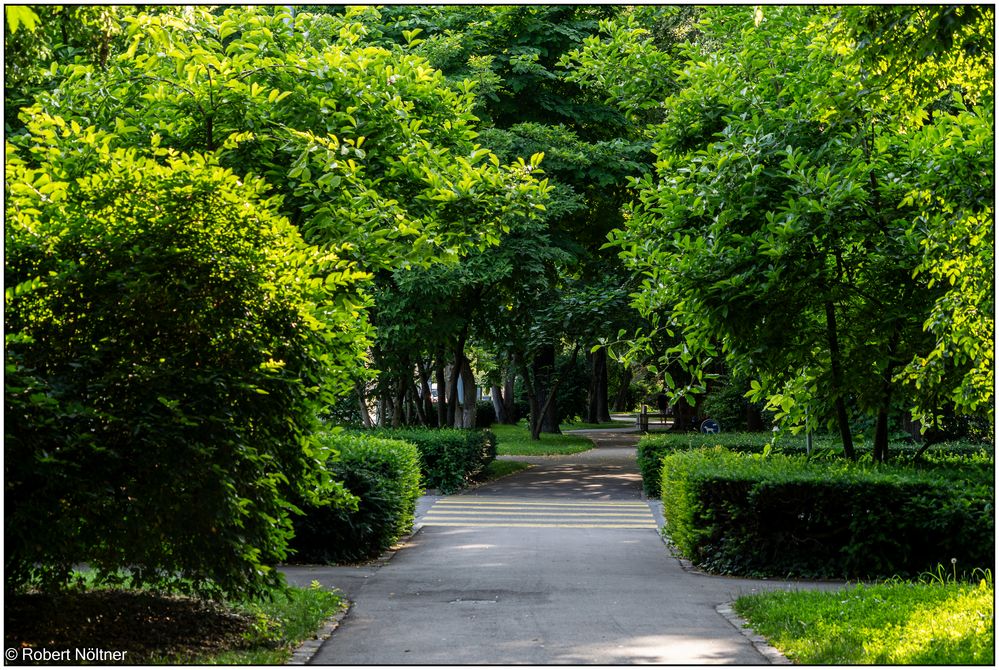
[
  {"left": 421, "top": 522, "right": 657, "bottom": 529},
  {"left": 429, "top": 509, "right": 649, "bottom": 519},
  {"left": 435, "top": 498, "right": 649, "bottom": 509},
  {"left": 422, "top": 498, "right": 658, "bottom": 530}
]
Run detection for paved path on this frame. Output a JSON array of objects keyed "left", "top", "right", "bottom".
[{"left": 284, "top": 430, "right": 844, "bottom": 664}]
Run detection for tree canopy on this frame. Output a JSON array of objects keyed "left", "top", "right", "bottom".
[{"left": 564, "top": 5, "right": 993, "bottom": 456}]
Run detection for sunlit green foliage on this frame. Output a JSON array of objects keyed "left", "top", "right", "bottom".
[
  {"left": 563, "top": 5, "right": 994, "bottom": 454},
  {"left": 5, "top": 130, "right": 361, "bottom": 598},
  {"left": 735, "top": 578, "right": 994, "bottom": 664},
  {"left": 5, "top": 5, "right": 553, "bottom": 598},
  {"left": 16, "top": 6, "right": 547, "bottom": 270}
]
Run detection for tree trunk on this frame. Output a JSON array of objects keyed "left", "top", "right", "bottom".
[
  {"left": 873, "top": 328, "right": 901, "bottom": 463},
  {"left": 586, "top": 351, "right": 597, "bottom": 424},
  {"left": 612, "top": 365, "right": 633, "bottom": 412},
  {"left": 539, "top": 387, "right": 561, "bottom": 434},
  {"left": 593, "top": 347, "right": 610, "bottom": 423},
  {"left": 824, "top": 300, "right": 856, "bottom": 460},
  {"left": 503, "top": 355, "right": 518, "bottom": 424},
  {"left": 670, "top": 396, "right": 698, "bottom": 432},
  {"left": 519, "top": 356, "right": 543, "bottom": 440},
  {"left": 745, "top": 404, "right": 765, "bottom": 431},
  {"left": 448, "top": 327, "right": 469, "bottom": 428},
  {"left": 531, "top": 343, "right": 580, "bottom": 438},
  {"left": 533, "top": 344, "right": 560, "bottom": 435},
  {"left": 434, "top": 349, "right": 447, "bottom": 429},
  {"left": 411, "top": 381, "right": 427, "bottom": 426},
  {"left": 527, "top": 391, "right": 542, "bottom": 440},
  {"left": 391, "top": 370, "right": 408, "bottom": 428},
  {"left": 446, "top": 364, "right": 458, "bottom": 428},
  {"left": 491, "top": 384, "right": 506, "bottom": 424},
  {"left": 356, "top": 382, "right": 372, "bottom": 429},
  {"left": 415, "top": 358, "right": 436, "bottom": 427},
  {"left": 460, "top": 359, "right": 477, "bottom": 428}
]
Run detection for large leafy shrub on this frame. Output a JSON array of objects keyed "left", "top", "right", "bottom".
[
  {"left": 660, "top": 449, "right": 994, "bottom": 579},
  {"left": 4, "top": 130, "right": 361, "bottom": 598},
  {"left": 290, "top": 432, "right": 422, "bottom": 564},
  {"left": 372, "top": 428, "right": 496, "bottom": 493}
]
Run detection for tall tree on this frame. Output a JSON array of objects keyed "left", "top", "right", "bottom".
[{"left": 564, "top": 5, "right": 993, "bottom": 457}]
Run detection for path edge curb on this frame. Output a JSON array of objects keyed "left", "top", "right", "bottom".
[
  {"left": 287, "top": 602, "right": 351, "bottom": 665},
  {"left": 715, "top": 602, "right": 792, "bottom": 665},
  {"left": 287, "top": 526, "right": 424, "bottom": 664}
]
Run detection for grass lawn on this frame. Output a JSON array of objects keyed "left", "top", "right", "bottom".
[
  {"left": 734, "top": 578, "right": 994, "bottom": 665},
  {"left": 562, "top": 420, "right": 633, "bottom": 430},
  {"left": 6, "top": 580, "right": 345, "bottom": 664},
  {"left": 491, "top": 421, "right": 595, "bottom": 456},
  {"left": 476, "top": 459, "right": 532, "bottom": 481}
]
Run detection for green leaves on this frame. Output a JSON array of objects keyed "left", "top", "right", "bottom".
[
  {"left": 5, "top": 6, "right": 39, "bottom": 34},
  {"left": 5, "top": 125, "right": 368, "bottom": 599},
  {"left": 588, "top": 4, "right": 993, "bottom": 441}
]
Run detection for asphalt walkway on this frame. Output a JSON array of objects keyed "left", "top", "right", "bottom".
[{"left": 283, "top": 428, "right": 845, "bottom": 664}]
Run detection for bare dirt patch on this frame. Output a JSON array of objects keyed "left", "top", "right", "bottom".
[{"left": 5, "top": 590, "right": 257, "bottom": 664}]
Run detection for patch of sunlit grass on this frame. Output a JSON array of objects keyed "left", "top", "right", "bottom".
[
  {"left": 734, "top": 575, "right": 993, "bottom": 665},
  {"left": 491, "top": 422, "right": 594, "bottom": 456}
]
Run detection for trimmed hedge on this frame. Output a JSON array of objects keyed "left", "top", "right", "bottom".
[
  {"left": 660, "top": 448, "right": 994, "bottom": 579},
  {"left": 638, "top": 432, "right": 992, "bottom": 497},
  {"left": 290, "top": 432, "right": 422, "bottom": 564},
  {"left": 371, "top": 428, "right": 497, "bottom": 494}
]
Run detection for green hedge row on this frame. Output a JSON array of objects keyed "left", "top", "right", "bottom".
[
  {"left": 638, "top": 432, "right": 992, "bottom": 497},
  {"left": 371, "top": 428, "right": 497, "bottom": 494},
  {"left": 660, "top": 448, "right": 994, "bottom": 579},
  {"left": 290, "top": 432, "right": 422, "bottom": 564}
]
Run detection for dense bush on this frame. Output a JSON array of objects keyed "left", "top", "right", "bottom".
[
  {"left": 639, "top": 432, "right": 992, "bottom": 497},
  {"left": 660, "top": 449, "right": 994, "bottom": 579},
  {"left": 372, "top": 428, "right": 496, "bottom": 494},
  {"left": 475, "top": 400, "right": 497, "bottom": 428},
  {"left": 5, "top": 137, "right": 361, "bottom": 599},
  {"left": 290, "top": 433, "right": 422, "bottom": 564},
  {"left": 637, "top": 433, "right": 817, "bottom": 496}
]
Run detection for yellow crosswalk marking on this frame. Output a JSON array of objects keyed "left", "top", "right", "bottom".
[
  {"left": 429, "top": 509, "right": 649, "bottom": 519},
  {"left": 421, "top": 498, "right": 657, "bottom": 530},
  {"left": 434, "top": 499, "right": 649, "bottom": 509},
  {"left": 422, "top": 521, "right": 657, "bottom": 529}
]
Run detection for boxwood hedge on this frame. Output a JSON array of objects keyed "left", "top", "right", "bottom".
[
  {"left": 660, "top": 448, "right": 994, "bottom": 580},
  {"left": 639, "top": 432, "right": 992, "bottom": 497},
  {"left": 290, "top": 432, "right": 422, "bottom": 564},
  {"left": 371, "top": 427, "right": 497, "bottom": 494}
]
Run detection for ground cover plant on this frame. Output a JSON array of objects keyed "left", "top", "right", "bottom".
[
  {"left": 4, "top": 580, "right": 344, "bottom": 664},
  {"left": 660, "top": 448, "right": 993, "bottom": 579},
  {"left": 733, "top": 574, "right": 994, "bottom": 664},
  {"left": 491, "top": 421, "right": 594, "bottom": 456}
]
